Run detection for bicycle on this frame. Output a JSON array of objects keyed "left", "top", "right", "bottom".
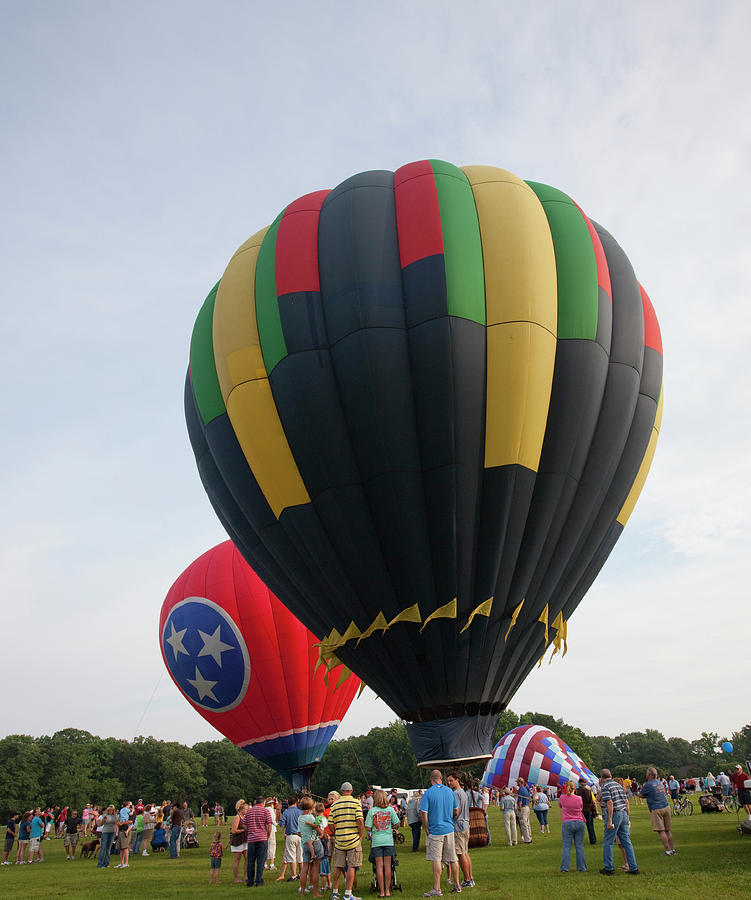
[
  {"left": 722, "top": 794, "right": 738, "bottom": 813},
  {"left": 672, "top": 795, "right": 693, "bottom": 816}
]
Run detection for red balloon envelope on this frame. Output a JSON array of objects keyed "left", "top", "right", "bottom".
[{"left": 159, "top": 541, "right": 360, "bottom": 789}]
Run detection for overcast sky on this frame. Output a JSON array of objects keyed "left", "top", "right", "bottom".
[{"left": 2, "top": 0, "right": 750, "bottom": 753}]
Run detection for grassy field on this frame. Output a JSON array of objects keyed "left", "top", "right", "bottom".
[{"left": 1, "top": 800, "right": 749, "bottom": 898}]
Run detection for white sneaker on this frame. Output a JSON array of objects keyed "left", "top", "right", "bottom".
[{"left": 142, "top": 851, "right": 149, "bottom": 856}]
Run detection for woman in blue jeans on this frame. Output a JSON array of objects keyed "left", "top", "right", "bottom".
[
  {"left": 97, "top": 806, "right": 118, "bottom": 868},
  {"left": 557, "top": 781, "right": 587, "bottom": 872},
  {"left": 532, "top": 786, "right": 550, "bottom": 834}
]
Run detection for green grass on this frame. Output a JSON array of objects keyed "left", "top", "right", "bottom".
[{"left": 1, "top": 801, "right": 749, "bottom": 898}]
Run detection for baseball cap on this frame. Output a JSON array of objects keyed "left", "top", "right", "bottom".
[{"left": 340, "top": 782, "right": 353, "bottom": 792}]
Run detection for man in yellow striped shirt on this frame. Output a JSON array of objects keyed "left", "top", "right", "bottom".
[{"left": 329, "top": 782, "right": 364, "bottom": 900}]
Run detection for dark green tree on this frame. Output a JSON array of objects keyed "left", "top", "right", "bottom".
[{"left": 0, "top": 735, "right": 42, "bottom": 817}]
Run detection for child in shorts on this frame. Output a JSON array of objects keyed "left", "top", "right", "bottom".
[
  {"left": 209, "top": 831, "right": 227, "bottom": 884},
  {"left": 315, "top": 802, "right": 331, "bottom": 890}
]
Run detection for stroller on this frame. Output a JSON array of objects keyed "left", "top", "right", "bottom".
[
  {"left": 181, "top": 822, "right": 200, "bottom": 849},
  {"left": 368, "top": 845, "right": 403, "bottom": 894}
]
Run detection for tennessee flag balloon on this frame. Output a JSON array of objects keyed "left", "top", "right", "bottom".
[
  {"left": 159, "top": 540, "right": 360, "bottom": 789},
  {"left": 482, "top": 724, "right": 598, "bottom": 791}
]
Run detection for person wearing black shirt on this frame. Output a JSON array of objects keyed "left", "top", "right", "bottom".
[
  {"left": 2, "top": 814, "right": 18, "bottom": 865},
  {"left": 64, "top": 810, "right": 82, "bottom": 860}
]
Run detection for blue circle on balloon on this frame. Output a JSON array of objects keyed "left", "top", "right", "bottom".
[
  {"left": 162, "top": 597, "right": 250, "bottom": 713},
  {"left": 722, "top": 741, "right": 733, "bottom": 754}
]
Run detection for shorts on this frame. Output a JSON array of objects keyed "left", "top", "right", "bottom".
[
  {"left": 29, "top": 837, "right": 41, "bottom": 852},
  {"left": 426, "top": 832, "right": 457, "bottom": 864},
  {"left": 650, "top": 806, "right": 672, "bottom": 832},
  {"left": 454, "top": 828, "right": 469, "bottom": 856},
  {"left": 3, "top": 837, "right": 13, "bottom": 852},
  {"left": 739, "top": 789, "right": 751, "bottom": 806},
  {"left": 303, "top": 839, "right": 324, "bottom": 862},
  {"left": 332, "top": 845, "right": 363, "bottom": 869},
  {"left": 284, "top": 834, "right": 302, "bottom": 864},
  {"left": 230, "top": 842, "right": 247, "bottom": 853},
  {"left": 370, "top": 845, "right": 395, "bottom": 858},
  {"left": 45, "top": 823, "right": 52, "bottom": 833},
  {"left": 210, "top": 857, "right": 222, "bottom": 869},
  {"left": 64, "top": 833, "right": 79, "bottom": 847}
]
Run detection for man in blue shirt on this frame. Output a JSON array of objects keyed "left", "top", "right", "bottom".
[
  {"left": 29, "top": 808, "right": 45, "bottom": 864},
  {"left": 641, "top": 767, "right": 675, "bottom": 856},
  {"left": 276, "top": 797, "right": 301, "bottom": 882},
  {"left": 420, "top": 769, "right": 461, "bottom": 896},
  {"left": 516, "top": 778, "right": 532, "bottom": 844}
]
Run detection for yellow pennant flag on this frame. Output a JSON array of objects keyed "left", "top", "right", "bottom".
[
  {"left": 504, "top": 599, "right": 525, "bottom": 641},
  {"left": 335, "top": 665, "right": 353, "bottom": 689},
  {"left": 550, "top": 611, "right": 564, "bottom": 661},
  {"left": 357, "top": 680, "right": 367, "bottom": 698},
  {"left": 538, "top": 604, "right": 549, "bottom": 646},
  {"left": 357, "top": 612, "right": 388, "bottom": 644},
  {"left": 385, "top": 603, "right": 422, "bottom": 632},
  {"left": 419, "top": 597, "right": 457, "bottom": 632},
  {"left": 460, "top": 597, "right": 493, "bottom": 633},
  {"left": 339, "top": 620, "right": 362, "bottom": 646},
  {"left": 561, "top": 619, "right": 568, "bottom": 656}
]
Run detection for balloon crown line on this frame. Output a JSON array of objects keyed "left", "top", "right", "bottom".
[{"left": 314, "top": 597, "right": 569, "bottom": 677}]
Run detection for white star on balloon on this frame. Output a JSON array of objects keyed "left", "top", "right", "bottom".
[
  {"left": 197, "top": 624, "right": 234, "bottom": 667},
  {"left": 187, "top": 666, "right": 219, "bottom": 703},
  {"left": 165, "top": 621, "right": 189, "bottom": 659}
]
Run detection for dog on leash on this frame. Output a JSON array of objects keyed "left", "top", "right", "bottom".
[{"left": 80, "top": 837, "right": 101, "bottom": 858}]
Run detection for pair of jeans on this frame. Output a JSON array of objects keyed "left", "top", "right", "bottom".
[
  {"left": 169, "top": 825, "right": 181, "bottom": 858},
  {"left": 409, "top": 821, "right": 421, "bottom": 851},
  {"left": 247, "top": 840, "right": 268, "bottom": 885},
  {"left": 560, "top": 820, "right": 586, "bottom": 871},
  {"left": 584, "top": 809, "right": 597, "bottom": 844},
  {"left": 131, "top": 830, "right": 143, "bottom": 854},
  {"left": 534, "top": 808, "right": 549, "bottom": 826},
  {"left": 97, "top": 833, "right": 114, "bottom": 867},
  {"left": 602, "top": 810, "right": 638, "bottom": 872}
]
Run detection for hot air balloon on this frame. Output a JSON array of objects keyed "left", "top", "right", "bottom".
[
  {"left": 184, "top": 160, "right": 663, "bottom": 766},
  {"left": 482, "top": 725, "right": 598, "bottom": 791},
  {"left": 159, "top": 541, "right": 360, "bottom": 790}
]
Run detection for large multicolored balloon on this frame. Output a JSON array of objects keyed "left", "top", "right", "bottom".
[
  {"left": 159, "top": 541, "right": 360, "bottom": 789},
  {"left": 185, "top": 160, "right": 663, "bottom": 764},
  {"left": 482, "top": 725, "right": 598, "bottom": 791}
]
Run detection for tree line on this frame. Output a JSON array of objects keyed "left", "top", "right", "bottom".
[{"left": 1, "top": 715, "right": 747, "bottom": 820}]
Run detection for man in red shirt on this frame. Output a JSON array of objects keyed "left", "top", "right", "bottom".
[
  {"left": 244, "top": 796, "right": 273, "bottom": 887},
  {"left": 731, "top": 765, "right": 751, "bottom": 821}
]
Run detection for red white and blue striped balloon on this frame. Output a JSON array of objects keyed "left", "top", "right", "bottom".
[{"left": 482, "top": 724, "right": 598, "bottom": 790}]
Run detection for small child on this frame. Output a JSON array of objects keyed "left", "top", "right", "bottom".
[
  {"left": 209, "top": 830, "right": 228, "bottom": 884},
  {"left": 316, "top": 802, "right": 332, "bottom": 890},
  {"left": 114, "top": 820, "right": 131, "bottom": 868}
]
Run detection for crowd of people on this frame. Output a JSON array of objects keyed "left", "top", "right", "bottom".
[{"left": 3, "top": 763, "right": 750, "bottom": 894}]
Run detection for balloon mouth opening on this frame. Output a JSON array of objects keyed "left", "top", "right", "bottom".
[{"left": 416, "top": 753, "right": 493, "bottom": 769}]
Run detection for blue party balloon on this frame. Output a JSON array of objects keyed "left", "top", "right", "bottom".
[{"left": 722, "top": 741, "right": 733, "bottom": 754}]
